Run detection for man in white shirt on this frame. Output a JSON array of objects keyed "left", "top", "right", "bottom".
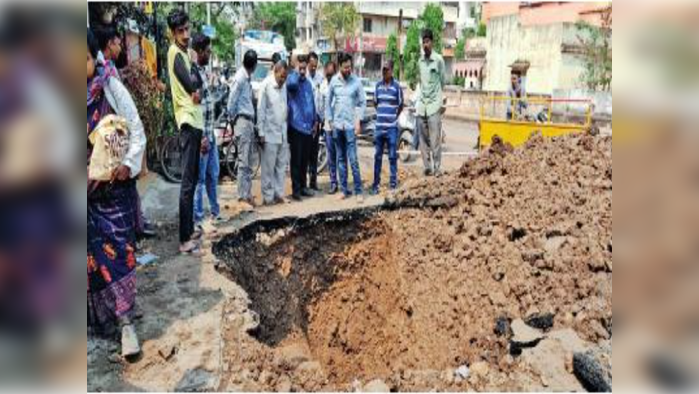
[{"left": 257, "top": 61, "right": 290, "bottom": 205}]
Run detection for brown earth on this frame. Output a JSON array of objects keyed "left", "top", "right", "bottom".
[{"left": 213, "top": 132, "right": 613, "bottom": 391}]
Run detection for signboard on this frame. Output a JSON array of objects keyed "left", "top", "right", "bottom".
[{"left": 203, "top": 25, "right": 217, "bottom": 39}]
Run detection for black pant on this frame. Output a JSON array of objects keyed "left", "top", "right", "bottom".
[
  {"left": 179, "top": 124, "right": 203, "bottom": 244},
  {"left": 308, "top": 125, "right": 321, "bottom": 188},
  {"left": 288, "top": 127, "right": 312, "bottom": 196}
]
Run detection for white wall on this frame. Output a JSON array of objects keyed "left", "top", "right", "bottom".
[{"left": 484, "top": 15, "right": 568, "bottom": 95}]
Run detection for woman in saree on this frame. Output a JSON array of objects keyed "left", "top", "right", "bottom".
[{"left": 87, "top": 28, "right": 146, "bottom": 358}]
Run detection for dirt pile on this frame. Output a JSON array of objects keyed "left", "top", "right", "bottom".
[{"left": 214, "top": 132, "right": 612, "bottom": 391}]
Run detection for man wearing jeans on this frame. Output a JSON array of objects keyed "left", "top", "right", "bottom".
[
  {"left": 327, "top": 53, "right": 367, "bottom": 203},
  {"left": 191, "top": 34, "right": 224, "bottom": 228},
  {"left": 167, "top": 10, "right": 207, "bottom": 254},
  {"left": 227, "top": 50, "right": 258, "bottom": 208},
  {"left": 416, "top": 29, "right": 446, "bottom": 177},
  {"left": 372, "top": 60, "right": 404, "bottom": 195},
  {"left": 319, "top": 61, "right": 338, "bottom": 194}
]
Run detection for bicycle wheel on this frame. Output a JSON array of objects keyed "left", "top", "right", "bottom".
[
  {"left": 160, "top": 136, "right": 183, "bottom": 183},
  {"left": 317, "top": 139, "right": 328, "bottom": 174},
  {"left": 224, "top": 141, "right": 238, "bottom": 180}
]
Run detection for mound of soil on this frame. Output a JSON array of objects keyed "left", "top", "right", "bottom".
[{"left": 214, "top": 133, "right": 612, "bottom": 391}]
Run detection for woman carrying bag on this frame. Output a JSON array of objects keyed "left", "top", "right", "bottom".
[{"left": 87, "top": 28, "right": 146, "bottom": 359}]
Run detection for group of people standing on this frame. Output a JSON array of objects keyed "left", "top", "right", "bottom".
[{"left": 87, "top": 7, "right": 446, "bottom": 359}]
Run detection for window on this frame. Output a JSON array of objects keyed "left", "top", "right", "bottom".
[{"left": 363, "top": 18, "right": 372, "bottom": 33}]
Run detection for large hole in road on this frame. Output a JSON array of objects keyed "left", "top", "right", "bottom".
[
  {"left": 212, "top": 206, "right": 515, "bottom": 387},
  {"left": 213, "top": 208, "right": 419, "bottom": 384}
]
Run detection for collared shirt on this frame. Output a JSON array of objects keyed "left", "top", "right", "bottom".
[
  {"left": 227, "top": 67, "right": 255, "bottom": 121},
  {"left": 374, "top": 78, "right": 404, "bottom": 133},
  {"left": 286, "top": 70, "right": 316, "bottom": 134},
  {"left": 193, "top": 63, "right": 216, "bottom": 146},
  {"left": 309, "top": 71, "right": 325, "bottom": 120},
  {"left": 257, "top": 75, "right": 288, "bottom": 145},
  {"left": 416, "top": 52, "right": 446, "bottom": 118},
  {"left": 327, "top": 73, "right": 366, "bottom": 132}
]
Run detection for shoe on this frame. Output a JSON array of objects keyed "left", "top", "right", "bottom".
[
  {"left": 357, "top": 194, "right": 365, "bottom": 204},
  {"left": 292, "top": 194, "right": 303, "bottom": 202},
  {"left": 309, "top": 183, "right": 322, "bottom": 192},
  {"left": 338, "top": 193, "right": 352, "bottom": 201},
  {"left": 275, "top": 197, "right": 290, "bottom": 205},
  {"left": 328, "top": 185, "right": 339, "bottom": 195},
  {"left": 369, "top": 187, "right": 380, "bottom": 196},
  {"left": 301, "top": 189, "right": 315, "bottom": 197},
  {"left": 121, "top": 324, "right": 141, "bottom": 359},
  {"left": 424, "top": 168, "right": 434, "bottom": 177}
]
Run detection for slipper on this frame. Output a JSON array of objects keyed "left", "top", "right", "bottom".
[{"left": 179, "top": 241, "right": 201, "bottom": 256}]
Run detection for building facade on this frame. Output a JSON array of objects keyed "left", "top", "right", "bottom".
[{"left": 482, "top": 2, "right": 609, "bottom": 95}]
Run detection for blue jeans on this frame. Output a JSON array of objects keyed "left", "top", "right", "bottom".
[
  {"left": 334, "top": 128, "right": 363, "bottom": 196},
  {"left": 325, "top": 129, "right": 338, "bottom": 188},
  {"left": 373, "top": 129, "right": 398, "bottom": 190},
  {"left": 194, "top": 143, "right": 220, "bottom": 224}
]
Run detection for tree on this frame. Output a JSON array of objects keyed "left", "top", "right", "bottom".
[
  {"left": 420, "top": 4, "right": 444, "bottom": 53},
  {"left": 403, "top": 20, "right": 422, "bottom": 90},
  {"left": 320, "top": 2, "right": 360, "bottom": 59},
  {"left": 249, "top": 2, "right": 296, "bottom": 50},
  {"left": 477, "top": 22, "right": 487, "bottom": 38},
  {"left": 187, "top": 3, "right": 238, "bottom": 64},
  {"left": 576, "top": 6, "right": 612, "bottom": 91},
  {"left": 386, "top": 33, "right": 401, "bottom": 80},
  {"left": 455, "top": 38, "right": 466, "bottom": 60}
]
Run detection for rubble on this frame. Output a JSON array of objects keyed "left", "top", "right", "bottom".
[{"left": 214, "top": 133, "right": 612, "bottom": 391}]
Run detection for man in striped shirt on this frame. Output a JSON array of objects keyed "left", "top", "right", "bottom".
[{"left": 371, "top": 60, "right": 404, "bottom": 194}]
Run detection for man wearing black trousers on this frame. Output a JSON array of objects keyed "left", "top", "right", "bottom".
[
  {"left": 286, "top": 55, "right": 318, "bottom": 201},
  {"left": 167, "top": 10, "right": 207, "bottom": 254}
]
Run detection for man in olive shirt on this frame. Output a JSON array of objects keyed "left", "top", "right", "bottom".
[{"left": 416, "top": 29, "right": 446, "bottom": 177}]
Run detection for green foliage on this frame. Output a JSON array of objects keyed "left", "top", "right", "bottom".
[
  {"left": 420, "top": 4, "right": 444, "bottom": 53},
  {"left": 477, "top": 22, "right": 487, "bottom": 38},
  {"left": 386, "top": 33, "right": 401, "bottom": 80},
  {"left": 187, "top": 3, "right": 237, "bottom": 64},
  {"left": 575, "top": 6, "right": 612, "bottom": 91},
  {"left": 451, "top": 75, "right": 466, "bottom": 87},
  {"left": 462, "top": 27, "right": 477, "bottom": 40},
  {"left": 249, "top": 2, "right": 296, "bottom": 51},
  {"left": 455, "top": 38, "right": 466, "bottom": 60},
  {"left": 320, "top": 2, "right": 360, "bottom": 57},
  {"left": 403, "top": 20, "right": 422, "bottom": 90}
]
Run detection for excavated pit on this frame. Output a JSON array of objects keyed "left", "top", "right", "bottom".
[{"left": 212, "top": 133, "right": 613, "bottom": 391}]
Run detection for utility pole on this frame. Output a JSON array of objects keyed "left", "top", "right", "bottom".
[{"left": 398, "top": 8, "right": 404, "bottom": 79}]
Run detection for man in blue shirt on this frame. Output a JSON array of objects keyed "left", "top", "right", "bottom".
[
  {"left": 287, "top": 54, "right": 318, "bottom": 201},
  {"left": 227, "top": 50, "right": 258, "bottom": 208},
  {"left": 327, "top": 53, "right": 367, "bottom": 203},
  {"left": 372, "top": 60, "right": 404, "bottom": 195}
]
